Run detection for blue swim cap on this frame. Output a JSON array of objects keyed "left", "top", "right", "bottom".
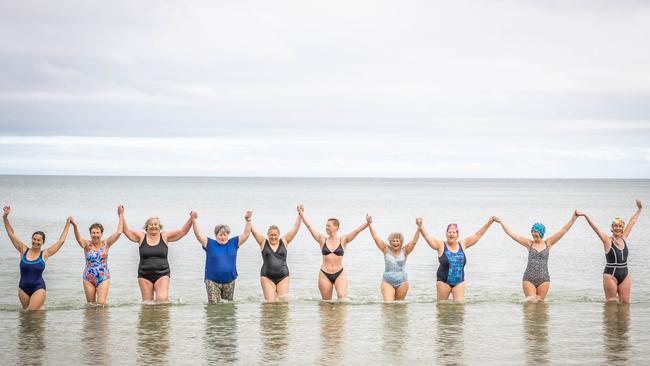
[{"left": 531, "top": 223, "right": 546, "bottom": 238}]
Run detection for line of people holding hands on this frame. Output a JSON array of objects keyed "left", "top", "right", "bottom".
[{"left": 2, "top": 199, "right": 643, "bottom": 310}]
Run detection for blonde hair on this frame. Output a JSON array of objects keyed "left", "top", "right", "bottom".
[
  {"left": 387, "top": 232, "right": 404, "bottom": 244},
  {"left": 268, "top": 225, "right": 280, "bottom": 234},
  {"left": 143, "top": 217, "right": 163, "bottom": 230}
]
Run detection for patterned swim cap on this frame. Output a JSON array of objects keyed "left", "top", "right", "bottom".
[
  {"left": 611, "top": 217, "right": 625, "bottom": 228},
  {"left": 531, "top": 223, "right": 546, "bottom": 238},
  {"left": 446, "top": 223, "right": 459, "bottom": 236}
]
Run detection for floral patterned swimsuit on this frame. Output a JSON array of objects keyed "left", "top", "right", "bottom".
[{"left": 83, "top": 241, "right": 110, "bottom": 287}]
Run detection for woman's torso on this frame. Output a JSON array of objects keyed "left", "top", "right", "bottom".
[{"left": 321, "top": 237, "right": 344, "bottom": 272}]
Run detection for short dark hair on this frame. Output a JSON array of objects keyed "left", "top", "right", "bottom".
[
  {"left": 327, "top": 218, "right": 340, "bottom": 228},
  {"left": 89, "top": 223, "right": 104, "bottom": 233},
  {"left": 32, "top": 231, "right": 45, "bottom": 242}
]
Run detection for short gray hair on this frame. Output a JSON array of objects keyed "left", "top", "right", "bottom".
[
  {"left": 214, "top": 224, "right": 231, "bottom": 236},
  {"left": 387, "top": 232, "right": 404, "bottom": 244}
]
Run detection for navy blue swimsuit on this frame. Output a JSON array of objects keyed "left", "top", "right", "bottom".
[
  {"left": 436, "top": 243, "right": 466, "bottom": 287},
  {"left": 19, "top": 250, "right": 46, "bottom": 296}
]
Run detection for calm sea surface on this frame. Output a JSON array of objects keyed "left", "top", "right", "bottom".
[{"left": 0, "top": 176, "right": 649, "bottom": 365}]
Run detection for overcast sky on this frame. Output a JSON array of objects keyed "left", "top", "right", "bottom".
[{"left": 1, "top": 1, "right": 649, "bottom": 177}]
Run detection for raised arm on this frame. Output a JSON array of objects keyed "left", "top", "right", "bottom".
[
  {"left": 238, "top": 210, "right": 253, "bottom": 247},
  {"left": 44, "top": 217, "right": 72, "bottom": 260},
  {"left": 250, "top": 224, "right": 266, "bottom": 247},
  {"left": 419, "top": 222, "right": 443, "bottom": 251},
  {"left": 403, "top": 217, "right": 422, "bottom": 255},
  {"left": 2, "top": 205, "right": 27, "bottom": 254},
  {"left": 298, "top": 205, "right": 324, "bottom": 244},
  {"left": 623, "top": 199, "right": 643, "bottom": 239},
  {"left": 122, "top": 210, "right": 144, "bottom": 244},
  {"left": 106, "top": 205, "right": 124, "bottom": 247},
  {"left": 190, "top": 212, "right": 208, "bottom": 248},
  {"left": 546, "top": 211, "right": 579, "bottom": 248},
  {"left": 366, "top": 214, "right": 387, "bottom": 254},
  {"left": 70, "top": 217, "right": 89, "bottom": 249},
  {"left": 461, "top": 216, "right": 496, "bottom": 250},
  {"left": 282, "top": 211, "right": 302, "bottom": 245},
  {"left": 340, "top": 217, "right": 369, "bottom": 246},
  {"left": 164, "top": 212, "right": 194, "bottom": 243},
  {"left": 576, "top": 211, "right": 609, "bottom": 247},
  {"left": 494, "top": 217, "right": 531, "bottom": 249}
]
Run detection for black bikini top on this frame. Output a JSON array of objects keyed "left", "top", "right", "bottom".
[{"left": 321, "top": 239, "right": 344, "bottom": 256}]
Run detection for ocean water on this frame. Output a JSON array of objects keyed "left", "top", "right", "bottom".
[{"left": 0, "top": 176, "right": 649, "bottom": 365}]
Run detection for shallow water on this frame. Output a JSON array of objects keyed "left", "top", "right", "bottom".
[{"left": 0, "top": 176, "right": 649, "bottom": 365}]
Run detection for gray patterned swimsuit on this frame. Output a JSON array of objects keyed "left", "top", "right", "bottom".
[{"left": 522, "top": 242, "right": 550, "bottom": 287}]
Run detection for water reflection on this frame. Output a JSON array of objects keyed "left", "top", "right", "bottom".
[
  {"left": 259, "top": 302, "right": 289, "bottom": 363},
  {"left": 82, "top": 306, "right": 111, "bottom": 366},
  {"left": 522, "top": 302, "right": 550, "bottom": 366},
  {"left": 382, "top": 303, "right": 408, "bottom": 362},
  {"left": 436, "top": 303, "right": 465, "bottom": 366},
  {"left": 18, "top": 311, "right": 46, "bottom": 366},
  {"left": 204, "top": 303, "right": 238, "bottom": 363},
  {"left": 603, "top": 302, "right": 630, "bottom": 364},
  {"left": 318, "top": 302, "right": 347, "bottom": 365},
  {"left": 137, "top": 305, "right": 170, "bottom": 365}
]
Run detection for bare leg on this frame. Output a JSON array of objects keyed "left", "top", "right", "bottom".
[
  {"left": 381, "top": 282, "right": 396, "bottom": 301},
  {"left": 261, "top": 277, "right": 278, "bottom": 301},
  {"left": 83, "top": 280, "right": 97, "bottom": 303},
  {"left": 436, "top": 281, "right": 452, "bottom": 301},
  {"left": 394, "top": 282, "right": 410, "bottom": 300},
  {"left": 523, "top": 281, "right": 540, "bottom": 302},
  {"left": 450, "top": 282, "right": 465, "bottom": 302},
  {"left": 333, "top": 271, "right": 348, "bottom": 299},
  {"left": 96, "top": 280, "right": 110, "bottom": 305},
  {"left": 138, "top": 278, "right": 155, "bottom": 302},
  {"left": 618, "top": 275, "right": 631, "bottom": 303},
  {"left": 153, "top": 276, "right": 170, "bottom": 303},
  {"left": 275, "top": 277, "right": 290, "bottom": 300},
  {"left": 603, "top": 275, "right": 619, "bottom": 302},
  {"left": 318, "top": 271, "right": 334, "bottom": 300},
  {"left": 536, "top": 282, "right": 550, "bottom": 301},
  {"left": 18, "top": 289, "right": 30, "bottom": 309},
  {"left": 27, "top": 289, "right": 46, "bottom": 310}
]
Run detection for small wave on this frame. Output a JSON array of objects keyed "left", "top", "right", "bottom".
[{"left": 0, "top": 294, "right": 647, "bottom": 312}]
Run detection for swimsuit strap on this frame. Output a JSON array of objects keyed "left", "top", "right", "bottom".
[{"left": 320, "top": 238, "right": 330, "bottom": 255}]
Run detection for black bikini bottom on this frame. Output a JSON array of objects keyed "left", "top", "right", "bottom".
[{"left": 321, "top": 268, "right": 344, "bottom": 284}]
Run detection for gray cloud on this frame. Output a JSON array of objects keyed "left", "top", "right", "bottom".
[{"left": 0, "top": 1, "right": 649, "bottom": 176}]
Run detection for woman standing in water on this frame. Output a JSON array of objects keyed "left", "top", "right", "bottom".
[
  {"left": 122, "top": 209, "right": 193, "bottom": 303},
  {"left": 366, "top": 215, "right": 422, "bottom": 301},
  {"left": 494, "top": 211, "right": 579, "bottom": 301},
  {"left": 70, "top": 205, "right": 124, "bottom": 305},
  {"left": 191, "top": 210, "right": 252, "bottom": 303},
  {"left": 577, "top": 199, "right": 643, "bottom": 303},
  {"left": 298, "top": 204, "right": 369, "bottom": 300},
  {"left": 250, "top": 207, "right": 302, "bottom": 301},
  {"left": 420, "top": 217, "right": 496, "bottom": 302},
  {"left": 3, "top": 205, "right": 72, "bottom": 310}
]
